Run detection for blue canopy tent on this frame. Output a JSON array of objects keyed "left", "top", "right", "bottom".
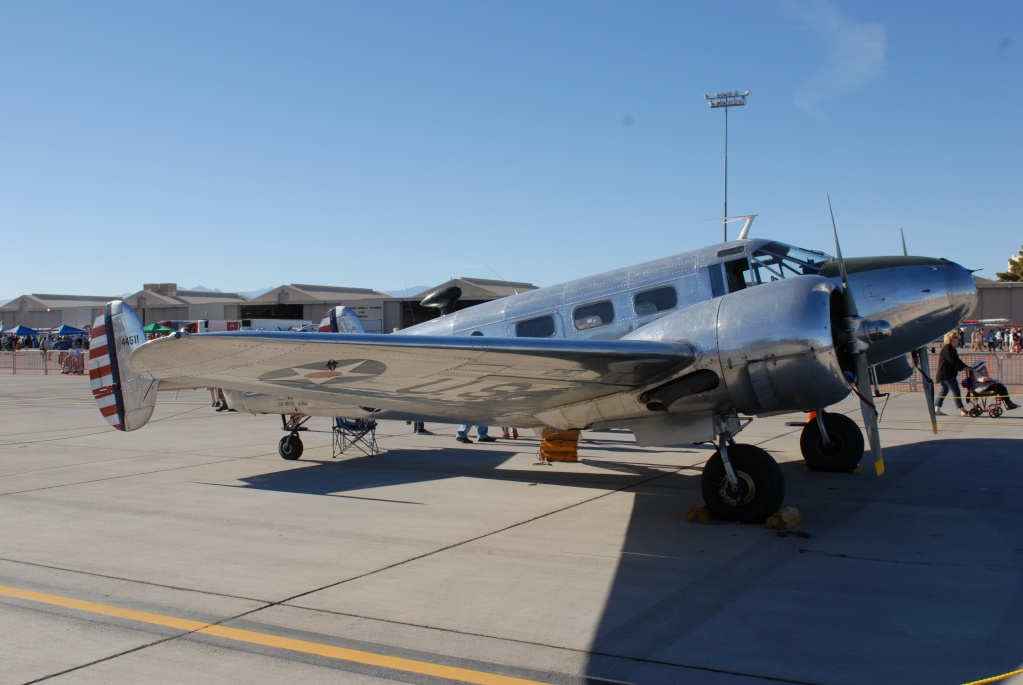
[
  {"left": 56, "top": 324, "right": 87, "bottom": 336},
  {"left": 5, "top": 325, "right": 38, "bottom": 336}
]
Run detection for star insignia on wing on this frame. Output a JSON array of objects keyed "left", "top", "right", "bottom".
[{"left": 259, "top": 359, "right": 386, "bottom": 387}]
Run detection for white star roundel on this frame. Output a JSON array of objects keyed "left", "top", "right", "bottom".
[{"left": 259, "top": 359, "right": 386, "bottom": 387}]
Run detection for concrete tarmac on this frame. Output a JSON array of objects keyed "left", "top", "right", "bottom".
[{"left": 0, "top": 374, "right": 1021, "bottom": 684}]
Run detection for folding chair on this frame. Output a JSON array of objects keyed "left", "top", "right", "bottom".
[{"left": 333, "top": 417, "right": 379, "bottom": 457}]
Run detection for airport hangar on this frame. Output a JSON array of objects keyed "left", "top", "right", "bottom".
[{"left": 0, "top": 277, "right": 539, "bottom": 333}]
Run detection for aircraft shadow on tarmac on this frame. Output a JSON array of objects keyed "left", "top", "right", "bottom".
[
  {"left": 218, "top": 446, "right": 704, "bottom": 502},
  {"left": 214, "top": 438, "right": 1022, "bottom": 683},
  {"left": 586, "top": 438, "right": 1023, "bottom": 684}
]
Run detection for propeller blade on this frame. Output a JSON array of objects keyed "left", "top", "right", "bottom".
[
  {"left": 829, "top": 194, "right": 884, "bottom": 475},
  {"left": 855, "top": 354, "right": 885, "bottom": 476},
  {"left": 828, "top": 194, "right": 851, "bottom": 298},
  {"left": 915, "top": 346, "right": 937, "bottom": 433},
  {"left": 901, "top": 233, "right": 935, "bottom": 435}
]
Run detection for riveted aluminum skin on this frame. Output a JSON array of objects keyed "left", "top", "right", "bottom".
[{"left": 626, "top": 275, "right": 849, "bottom": 416}]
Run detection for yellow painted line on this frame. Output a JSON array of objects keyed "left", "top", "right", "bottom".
[
  {"left": 0, "top": 584, "right": 549, "bottom": 685},
  {"left": 963, "top": 668, "right": 1023, "bottom": 685}
]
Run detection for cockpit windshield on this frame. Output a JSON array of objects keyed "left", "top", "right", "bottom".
[{"left": 746, "top": 241, "right": 832, "bottom": 284}]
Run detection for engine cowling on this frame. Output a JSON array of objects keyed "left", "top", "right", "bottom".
[{"left": 625, "top": 275, "right": 850, "bottom": 416}]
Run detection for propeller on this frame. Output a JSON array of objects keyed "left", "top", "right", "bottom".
[
  {"left": 914, "top": 348, "right": 938, "bottom": 433},
  {"left": 829, "top": 195, "right": 885, "bottom": 476},
  {"left": 901, "top": 228, "right": 938, "bottom": 434}
]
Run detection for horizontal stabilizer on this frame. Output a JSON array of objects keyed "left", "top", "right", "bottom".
[{"left": 88, "top": 302, "right": 160, "bottom": 431}]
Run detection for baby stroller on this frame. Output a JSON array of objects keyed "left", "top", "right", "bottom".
[{"left": 962, "top": 361, "right": 1012, "bottom": 418}]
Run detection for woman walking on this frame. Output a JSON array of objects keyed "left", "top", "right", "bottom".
[{"left": 935, "top": 330, "right": 969, "bottom": 417}]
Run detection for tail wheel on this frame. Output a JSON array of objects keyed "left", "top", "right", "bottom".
[
  {"left": 701, "top": 444, "right": 785, "bottom": 524},
  {"left": 279, "top": 435, "right": 303, "bottom": 460},
  {"left": 799, "top": 412, "right": 865, "bottom": 472}
]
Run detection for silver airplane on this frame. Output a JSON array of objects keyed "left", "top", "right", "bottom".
[{"left": 87, "top": 218, "right": 977, "bottom": 523}]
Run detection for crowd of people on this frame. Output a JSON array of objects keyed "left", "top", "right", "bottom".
[
  {"left": 962, "top": 326, "right": 1022, "bottom": 353},
  {"left": 1, "top": 332, "right": 91, "bottom": 374},
  {"left": 1, "top": 332, "right": 90, "bottom": 352}
]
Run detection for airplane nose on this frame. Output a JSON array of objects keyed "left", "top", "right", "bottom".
[{"left": 945, "top": 262, "right": 978, "bottom": 321}]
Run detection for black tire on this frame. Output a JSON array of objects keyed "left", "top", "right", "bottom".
[
  {"left": 701, "top": 444, "right": 785, "bottom": 524},
  {"left": 799, "top": 412, "right": 865, "bottom": 472},
  {"left": 970, "top": 406, "right": 983, "bottom": 417},
  {"left": 279, "top": 435, "right": 303, "bottom": 460},
  {"left": 990, "top": 405, "right": 1003, "bottom": 418}
]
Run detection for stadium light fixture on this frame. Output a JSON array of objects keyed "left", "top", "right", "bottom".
[{"left": 704, "top": 89, "right": 751, "bottom": 241}]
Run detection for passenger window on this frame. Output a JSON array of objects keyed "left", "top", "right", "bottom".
[
  {"left": 516, "top": 315, "right": 556, "bottom": 338},
  {"left": 634, "top": 286, "right": 677, "bottom": 316},
  {"left": 573, "top": 301, "right": 614, "bottom": 330}
]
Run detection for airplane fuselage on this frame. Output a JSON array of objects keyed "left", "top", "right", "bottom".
[{"left": 402, "top": 238, "right": 975, "bottom": 366}]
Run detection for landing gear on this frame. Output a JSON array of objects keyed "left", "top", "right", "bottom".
[
  {"left": 278, "top": 414, "right": 309, "bottom": 460},
  {"left": 279, "top": 434, "right": 303, "bottom": 460},
  {"left": 799, "top": 411, "right": 864, "bottom": 472},
  {"left": 701, "top": 443, "right": 785, "bottom": 524}
]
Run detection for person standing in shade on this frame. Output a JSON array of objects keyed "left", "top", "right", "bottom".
[
  {"left": 456, "top": 425, "right": 495, "bottom": 444},
  {"left": 935, "top": 330, "right": 969, "bottom": 417}
]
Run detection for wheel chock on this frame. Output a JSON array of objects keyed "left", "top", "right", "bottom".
[
  {"left": 686, "top": 505, "right": 713, "bottom": 523},
  {"left": 764, "top": 506, "right": 802, "bottom": 531}
]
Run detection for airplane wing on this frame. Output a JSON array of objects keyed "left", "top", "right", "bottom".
[{"left": 128, "top": 331, "right": 694, "bottom": 423}]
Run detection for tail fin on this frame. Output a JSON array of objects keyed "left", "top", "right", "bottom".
[
  {"left": 88, "top": 301, "right": 159, "bottom": 431},
  {"left": 318, "top": 306, "right": 367, "bottom": 333}
]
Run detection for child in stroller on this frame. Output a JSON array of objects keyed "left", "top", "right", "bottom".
[{"left": 962, "top": 361, "right": 1019, "bottom": 417}]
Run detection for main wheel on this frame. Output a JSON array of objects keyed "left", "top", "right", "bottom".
[
  {"left": 701, "top": 444, "right": 785, "bottom": 524},
  {"left": 799, "top": 412, "right": 865, "bottom": 472},
  {"left": 278, "top": 434, "right": 303, "bottom": 460}
]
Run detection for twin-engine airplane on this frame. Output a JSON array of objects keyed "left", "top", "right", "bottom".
[{"left": 87, "top": 218, "right": 976, "bottom": 523}]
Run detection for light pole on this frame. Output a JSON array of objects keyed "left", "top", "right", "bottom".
[{"left": 704, "top": 90, "right": 750, "bottom": 241}]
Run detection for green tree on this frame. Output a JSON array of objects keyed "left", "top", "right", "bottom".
[{"left": 996, "top": 245, "right": 1023, "bottom": 282}]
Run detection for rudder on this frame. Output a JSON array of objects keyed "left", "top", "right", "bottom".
[{"left": 88, "top": 301, "right": 159, "bottom": 431}]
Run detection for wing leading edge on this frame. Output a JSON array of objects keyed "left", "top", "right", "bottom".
[{"left": 128, "top": 331, "right": 695, "bottom": 423}]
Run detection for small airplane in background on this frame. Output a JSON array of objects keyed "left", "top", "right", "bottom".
[{"left": 87, "top": 214, "right": 977, "bottom": 523}]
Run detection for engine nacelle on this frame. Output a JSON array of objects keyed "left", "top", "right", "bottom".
[{"left": 626, "top": 275, "right": 850, "bottom": 416}]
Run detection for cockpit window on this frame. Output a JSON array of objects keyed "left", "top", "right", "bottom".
[{"left": 748, "top": 242, "right": 832, "bottom": 283}]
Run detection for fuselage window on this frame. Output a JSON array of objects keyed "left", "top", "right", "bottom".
[
  {"left": 634, "top": 286, "right": 678, "bottom": 317},
  {"left": 516, "top": 315, "right": 556, "bottom": 338},
  {"left": 573, "top": 300, "right": 614, "bottom": 330}
]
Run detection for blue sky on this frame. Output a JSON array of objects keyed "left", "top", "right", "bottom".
[{"left": 1, "top": 0, "right": 1020, "bottom": 304}]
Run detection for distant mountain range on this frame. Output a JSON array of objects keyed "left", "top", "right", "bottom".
[{"left": 384, "top": 286, "right": 430, "bottom": 298}]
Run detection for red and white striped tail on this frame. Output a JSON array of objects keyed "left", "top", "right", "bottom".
[
  {"left": 88, "top": 301, "right": 159, "bottom": 431},
  {"left": 318, "top": 306, "right": 367, "bottom": 333}
]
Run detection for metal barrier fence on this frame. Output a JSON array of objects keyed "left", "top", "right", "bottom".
[
  {"left": 880, "top": 350, "right": 1023, "bottom": 393},
  {"left": 0, "top": 350, "right": 90, "bottom": 375}
]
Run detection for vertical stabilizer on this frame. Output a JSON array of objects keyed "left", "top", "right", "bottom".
[
  {"left": 318, "top": 306, "right": 367, "bottom": 333},
  {"left": 88, "top": 301, "right": 159, "bottom": 431}
]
